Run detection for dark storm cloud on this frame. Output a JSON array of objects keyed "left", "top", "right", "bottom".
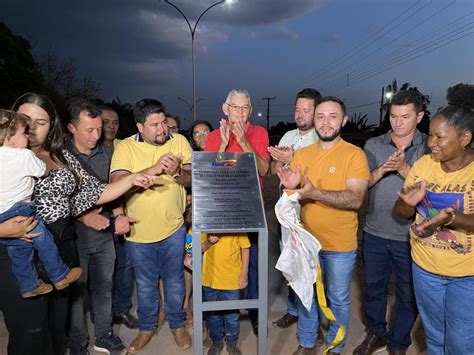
[{"left": 1, "top": 0, "right": 324, "bottom": 99}]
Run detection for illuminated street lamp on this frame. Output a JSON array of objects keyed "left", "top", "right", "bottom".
[
  {"left": 164, "top": 0, "right": 228, "bottom": 121},
  {"left": 379, "top": 86, "right": 395, "bottom": 129}
]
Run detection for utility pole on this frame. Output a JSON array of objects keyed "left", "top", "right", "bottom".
[
  {"left": 379, "top": 86, "right": 385, "bottom": 129},
  {"left": 262, "top": 97, "right": 276, "bottom": 130}
]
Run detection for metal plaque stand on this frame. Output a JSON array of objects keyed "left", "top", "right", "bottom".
[{"left": 191, "top": 152, "right": 268, "bottom": 355}]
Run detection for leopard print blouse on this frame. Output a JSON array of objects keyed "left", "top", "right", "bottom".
[{"left": 33, "top": 150, "right": 106, "bottom": 224}]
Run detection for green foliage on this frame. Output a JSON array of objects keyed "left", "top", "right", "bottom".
[
  {"left": 0, "top": 21, "right": 100, "bottom": 118},
  {"left": 343, "top": 112, "right": 377, "bottom": 133},
  {"left": 0, "top": 22, "right": 44, "bottom": 108},
  {"left": 106, "top": 96, "right": 137, "bottom": 138}
]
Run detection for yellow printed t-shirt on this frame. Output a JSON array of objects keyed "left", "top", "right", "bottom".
[
  {"left": 202, "top": 233, "right": 250, "bottom": 290},
  {"left": 291, "top": 139, "right": 370, "bottom": 252},
  {"left": 110, "top": 133, "right": 192, "bottom": 243},
  {"left": 405, "top": 154, "right": 474, "bottom": 277}
]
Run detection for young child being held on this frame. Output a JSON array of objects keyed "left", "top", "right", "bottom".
[
  {"left": 201, "top": 229, "right": 250, "bottom": 355},
  {"left": 0, "top": 110, "right": 81, "bottom": 298}
]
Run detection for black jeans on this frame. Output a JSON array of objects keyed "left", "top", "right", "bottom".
[
  {"left": 0, "top": 245, "right": 52, "bottom": 355},
  {"left": 0, "top": 216, "right": 77, "bottom": 355},
  {"left": 68, "top": 240, "right": 116, "bottom": 348}
]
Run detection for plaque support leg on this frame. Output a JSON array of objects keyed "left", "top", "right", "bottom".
[
  {"left": 257, "top": 228, "right": 268, "bottom": 355},
  {"left": 192, "top": 230, "right": 204, "bottom": 355}
]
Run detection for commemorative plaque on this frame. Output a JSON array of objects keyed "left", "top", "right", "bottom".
[
  {"left": 192, "top": 151, "right": 266, "bottom": 231},
  {"left": 191, "top": 151, "right": 268, "bottom": 355}
]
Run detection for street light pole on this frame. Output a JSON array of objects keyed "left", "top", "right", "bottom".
[{"left": 164, "top": 0, "right": 225, "bottom": 121}]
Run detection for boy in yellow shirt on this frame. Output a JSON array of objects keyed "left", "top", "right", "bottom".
[{"left": 202, "top": 233, "right": 250, "bottom": 355}]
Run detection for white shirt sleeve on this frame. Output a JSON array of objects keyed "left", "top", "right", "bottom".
[{"left": 22, "top": 149, "right": 46, "bottom": 177}]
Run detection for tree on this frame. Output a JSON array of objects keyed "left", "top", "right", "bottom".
[
  {"left": 39, "top": 52, "right": 101, "bottom": 116},
  {"left": 0, "top": 21, "right": 44, "bottom": 108},
  {"left": 104, "top": 96, "right": 137, "bottom": 138},
  {"left": 343, "top": 112, "right": 377, "bottom": 134},
  {"left": 40, "top": 52, "right": 100, "bottom": 100},
  {"left": 0, "top": 21, "right": 101, "bottom": 117}
]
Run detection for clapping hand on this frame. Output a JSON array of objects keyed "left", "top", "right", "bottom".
[
  {"left": 383, "top": 147, "right": 408, "bottom": 174},
  {"left": 398, "top": 180, "right": 427, "bottom": 207},
  {"left": 159, "top": 153, "right": 182, "bottom": 176},
  {"left": 268, "top": 145, "right": 294, "bottom": 164},
  {"left": 231, "top": 120, "right": 247, "bottom": 146},
  {"left": 285, "top": 176, "right": 317, "bottom": 200},
  {"left": 277, "top": 164, "right": 301, "bottom": 189},
  {"left": 219, "top": 119, "right": 231, "bottom": 149}
]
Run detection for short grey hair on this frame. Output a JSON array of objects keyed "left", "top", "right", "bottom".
[{"left": 225, "top": 88, "right": 252, "bottom": 107}]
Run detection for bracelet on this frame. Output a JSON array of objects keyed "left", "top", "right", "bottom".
[{"left": 444, "top": 211, "right": 456, "bottom": 226}]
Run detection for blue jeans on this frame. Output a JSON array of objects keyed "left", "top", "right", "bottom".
[
  {"left": 362, "top": 232, "right": 417, "bottom": 350},
  {"left": 412, "top": 262, "right": 474, "bottom": 355},
  {"left": 296, "top": 250, "right": 356, "bottom": 351},
  {"left": 288, "top": 287, "right": 298, "bottom": 316},
  {"left": 203, "top": 287, "right": 241, "bottom": 346},
  {"left": 126, "top": 225, "right": 186, "bottom": 330},
  {"left": 113, "top": 234, "right": 134, "bottom": 316},
  {"left": 0, "top": 202, "right": 69, "bottom": 293}
]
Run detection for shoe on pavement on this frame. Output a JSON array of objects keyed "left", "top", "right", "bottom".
[
  {"left": 69, "top": 344, "right": 89, "bottom": 355},
  {"left": 292, "top": 345, "right": 318, "bottom": 355},
  {"left": 113, "top": 312, "right": 139, "bottom": 329},
  {"left": 171, "top": 327, "right": 192, "bottom": 349},
  {"left": 93, "top": 332, "right": 126, "bottom": 354},
  {"left": 353, "top": 332, "right": 387, "bottom": 355},
  {"left": 226, "top": 344, "right": 242, "bottom": 355},
  {"left": 127, "top": 330, "right": 156, "bottom": 353},
  {"left": 273, "top": 313, "right": 298, "bottom": 328},
  {"left": 207, "top": 342, "right": 223, "bottom": 355}
]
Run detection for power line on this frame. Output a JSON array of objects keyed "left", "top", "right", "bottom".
[
  {"left": 316, "top": 0, "right": 459, "bottom": 89},
  {"left": 294, "top": 0, "right": 429, "bottom": 88},
  {"left": 346, "top": 101, "right": 381, "bottom": 109},
  {"left": 326, "top": 25, "right": 473, "bottom": 92},
  {"left": 319, "top": 11, "right": 472, "bottom": 91}
]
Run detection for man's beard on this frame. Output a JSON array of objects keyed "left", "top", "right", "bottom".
[
  {"left": 316, "top": 126, "right": 342, "bottom": 142},
  {"left": 296, "top": 121, "right": 313, "bottom": 131},
  {"left": 154, "top": 134, "right": 169, "bottom": 145}
]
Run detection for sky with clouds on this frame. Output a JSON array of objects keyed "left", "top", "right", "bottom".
[{"left": 2, "top": 0, "right": 473, "bottom": 129}]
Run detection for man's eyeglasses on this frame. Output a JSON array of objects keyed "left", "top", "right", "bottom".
[
  {"left": 225, "top": 103, "right": 251, "bottom": 112},
  {"left": 168, "top": 125, "right": 179, "bottom": 133},
  {"left": 193, "top": 129, "right": 210, "bottom": 138}
]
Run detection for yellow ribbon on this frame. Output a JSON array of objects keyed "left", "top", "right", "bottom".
[{"left": 316, "top": 263, "right": 345, "bottom": 354}]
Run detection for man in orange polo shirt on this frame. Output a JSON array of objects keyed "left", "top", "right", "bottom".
[
  {"left": 279, "top": 96, "right": 369, "bottom": 355},
  {"left": 205, "top": 88, "right": 269, "bottom": 335}
]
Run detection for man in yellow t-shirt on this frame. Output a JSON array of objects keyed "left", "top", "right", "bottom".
[
  {"left": 110, "top": 99, "right": 193, "bottom": 353},
  {"left": 201, "top": 232, "right": 250, "bottom": 354},
  {"left": 279, "top": 96, "right": 369, "bottom": 354}
]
